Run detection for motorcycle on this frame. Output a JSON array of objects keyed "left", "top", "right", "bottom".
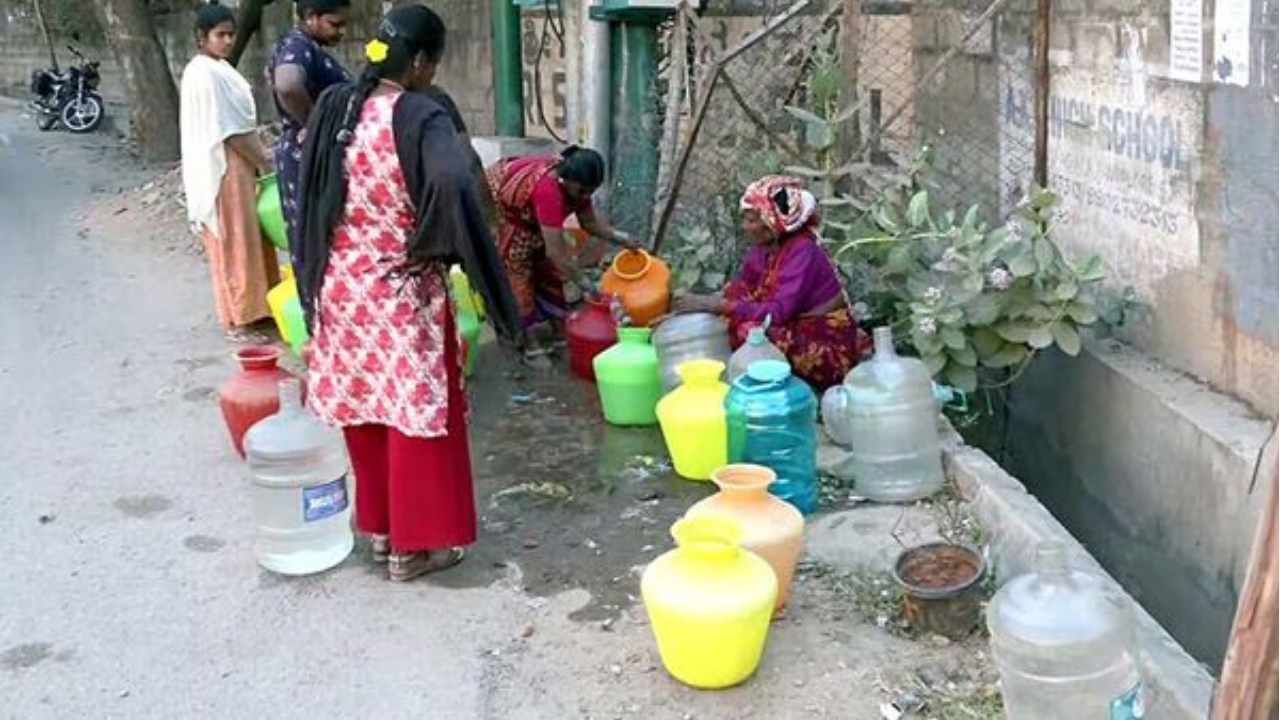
[{"left": 29, "top": 44, "right": 105, "bottom": 134}]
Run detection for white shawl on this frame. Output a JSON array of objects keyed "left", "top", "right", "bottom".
[{"left": 179, "top": 54, "right": 257, "bottom": 236}]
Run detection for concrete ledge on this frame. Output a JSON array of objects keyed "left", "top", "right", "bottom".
[
  {"left": 940, "top": 426, "right": 1216, "bottom": 719},
  {"left": 1006, "top": 339, "right": 1274, "bottom": 668}
]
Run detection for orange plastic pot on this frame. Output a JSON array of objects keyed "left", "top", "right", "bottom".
[
  {"left": 684, "top": 463, "right": 805, "bottom": 613},
  {"left": 601, "top": 249, "right": 670, "bottom": 327}
]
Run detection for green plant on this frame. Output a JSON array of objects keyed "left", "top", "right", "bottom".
[
  {"left": 833, "top": 184, "right": 1110, "bottom": 392},
  {"left": 662, "top": 149, "right": 783, "bottom": 294}
]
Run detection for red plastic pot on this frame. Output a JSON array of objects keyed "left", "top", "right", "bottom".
[
  {"left": 217, "top": 346, "right": 303, "bottom": 458},
  {"left": 565, "top": 294, "right": 619, "bottom": 381}
]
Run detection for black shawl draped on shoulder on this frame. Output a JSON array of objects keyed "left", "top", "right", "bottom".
[{"left": 296, "top": 83, "right": 522, "bottom": 348}]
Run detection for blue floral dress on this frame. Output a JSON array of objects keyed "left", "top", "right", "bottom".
[{"left": 267, "top": 29, "right": 350, "bottom": 262}]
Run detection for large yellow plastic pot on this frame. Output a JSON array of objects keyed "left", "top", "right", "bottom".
[
  {"left": 655, "top": 359, "right": 729, "bottom": 481},
  {"left": 640, "top": 515, "right": 777, "bottom": 689}
]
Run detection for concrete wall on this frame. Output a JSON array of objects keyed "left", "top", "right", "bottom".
[
  {"left": 994, "top": 0, "right": 1278, "bottom": 416},
  {"left": 991, "top": 0, "right": 1279, "bottom": 672}
]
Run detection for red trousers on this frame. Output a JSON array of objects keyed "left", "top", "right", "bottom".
[{"left": 341, "top": 320, "right": 476, "bottom": 552}]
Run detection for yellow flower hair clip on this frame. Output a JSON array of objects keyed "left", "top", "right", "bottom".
[{"left": 365, "top": 39, "right": 389, "bottom": 63}]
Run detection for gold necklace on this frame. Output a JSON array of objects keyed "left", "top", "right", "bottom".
[{"left": 378, "top": 78, "right": 406, "bottom": 92}]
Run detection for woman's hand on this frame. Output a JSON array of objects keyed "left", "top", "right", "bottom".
[{"left": 611, "top": 231, "right": 640, "bottom": 252}]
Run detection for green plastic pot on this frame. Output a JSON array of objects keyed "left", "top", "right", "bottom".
[
  {"left": 592, "top": 327, "right": 664, "bottom": 426},
  {"left": 458, "top": 307, "right": 480, "bottom": 378},
  {"left": 256, "top": 173, "right": 288, "bottom": 252}
]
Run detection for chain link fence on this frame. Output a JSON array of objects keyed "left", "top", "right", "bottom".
[{"left": 650, "top": 0, "right": 1043, "bottom": 287}]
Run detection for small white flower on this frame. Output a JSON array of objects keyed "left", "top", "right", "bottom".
[
  {"left": 988, "top": 267, "right": 1014, "bottom": 290},
  {"left": 923, "top": 286, "right": 944, "bottom": 303},
  {"left": 917, "top": 316, "right": 938, "bottom": 335}
]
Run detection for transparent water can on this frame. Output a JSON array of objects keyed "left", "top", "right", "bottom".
[
  {"left": 985, "top": 542, "right": 1146, "bottom": 720},
  {"left": 243, "top": 379, "right": 354, "bottom": 575},
  {"left": 821, "top": 326, "right": 944, "bottom": 503},
  {"left": 727, "top": 321, "right": 787, "bottom": 383}
]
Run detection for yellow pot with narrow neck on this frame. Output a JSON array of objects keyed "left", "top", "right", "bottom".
[{"left": 640, "top": 515, "right": 778, "bottom": 689}]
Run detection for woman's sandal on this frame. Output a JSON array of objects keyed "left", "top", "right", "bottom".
[
  {"left": 370, "top": 534, "right": 390, "bottom": 564},
  {"left": 388, "top": 547, "right": 466, "bottom": 582}
]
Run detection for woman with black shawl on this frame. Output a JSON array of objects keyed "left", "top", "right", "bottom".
[{"left": 295, "top": 5, "right": 522, "bottom": 581}]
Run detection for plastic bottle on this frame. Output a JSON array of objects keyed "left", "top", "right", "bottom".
[
  {"left": 725, "top": 360, "right": 820, "bottom": 514},
  {"left": 243, "top": 379, "right": 354, "bottom": 575},
  {"left": 985, "top": 541, "right": 1146, "bottom": 719},
  {"left": 727, "top": 322, "right": 787, "bottom": 383},
  {"left": 820, "top": 325, "right": 944, "bottom": 502}
]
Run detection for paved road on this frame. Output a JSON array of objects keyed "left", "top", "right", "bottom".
[
  {"left": 0, "top": 102, "right": 529, "bottom": 719},
  {"left": 0, "top": 101, "right": 982, "bottom": 720}
]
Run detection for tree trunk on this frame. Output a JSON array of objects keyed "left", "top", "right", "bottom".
[
  {"left": 91, "top": 0, "right": 181, "bottom": 162},
  {"left": 229, "top": 0, "right": 278, "bottom": 68}
]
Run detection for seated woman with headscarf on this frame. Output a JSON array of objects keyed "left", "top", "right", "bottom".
[
  {"left": 672, "top": 175, "right": 870, "bottom": 390},
  {"left": 296, "top": 5, "right": 522, "bottom": 581}
]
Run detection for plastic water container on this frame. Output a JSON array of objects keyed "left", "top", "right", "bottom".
[
  {"left": 243, "top": 379, "right": 354, "bottom": 575},
  {"left": 725, "top": 360, "right": 819, "bottom": 514},
  {"left": 986, "top": 542, "right": 1146, "bottom": 719},
  {"left": 821, "top": 325, "right": 944, "bottom": 503},
  {"left": 652, "top": 313, "right": 732, "bottom": 392},
  {"left": 727, "top": 322, "right": 787, "bottom": 383},
  {"left": 593, "top": 327, "right": 664, "bottom": 426}
]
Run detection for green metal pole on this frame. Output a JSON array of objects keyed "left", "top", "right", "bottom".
[
  {"left": 491, "top": 0, "right": 525, "bottom": 137},
  {"left": 610, "top": 21, "right": 661, "bottom": 241}
]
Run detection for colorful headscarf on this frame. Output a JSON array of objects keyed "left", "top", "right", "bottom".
[{"left": 739, "top": 175, "right": 819, "bottom": 235}]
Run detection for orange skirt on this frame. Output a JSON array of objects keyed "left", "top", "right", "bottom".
[{"left": 201, "top": 145, "right": 279, "bottom": 328}]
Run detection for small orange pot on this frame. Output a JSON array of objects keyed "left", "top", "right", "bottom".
[{"left": 600, "top": 249, "right": 671, "bottom": 327}]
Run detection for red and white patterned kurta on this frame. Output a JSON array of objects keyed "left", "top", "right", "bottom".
[{"left": 306, "top": 92, "right": 456, "bottom": 439}]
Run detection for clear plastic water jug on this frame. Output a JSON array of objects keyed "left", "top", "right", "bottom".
[
  {"left": 821, "top": 326, "right": 944, "bottom": 503},
  {"left": 727, "top": 321, "right": 787, "bottom": 383},
  {"left": 725, "top": 360, "right": 819, "bottom": 514},
  {"left": 986, "top": 542, "right": 1146, "bottom": 720},
  {"left": 243, "top": 379, "right": 354, "bottom": 575}
]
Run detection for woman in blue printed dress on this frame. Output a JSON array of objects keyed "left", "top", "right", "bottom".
[{"left": 267, "top": 0, "right": 351, "bottom": 263}]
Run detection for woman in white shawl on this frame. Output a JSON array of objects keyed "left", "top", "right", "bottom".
[{"left": 180, "top": 2, "right": 279, "bottom": 338}]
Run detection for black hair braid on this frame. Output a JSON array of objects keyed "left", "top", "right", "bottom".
[{"left": 335, "top": 66, "right": 380, "bottom": 146}]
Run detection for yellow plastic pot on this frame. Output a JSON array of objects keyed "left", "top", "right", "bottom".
[
  {"left": 640, "top": 515, "right": 777, "bottom": 689},
  {"left": 450, "top": 266, "right": 486, "bottom": 322},
  {"left": 267, "top": 272, "right": 308, "bottom": 356},
  {"left": 656, "top": 359, "right": 729, "bottom": 481}
]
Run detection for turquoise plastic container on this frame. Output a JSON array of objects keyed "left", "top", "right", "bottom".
[{"left": 725, "top": 360, "right": 819, "bottom": 514}]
